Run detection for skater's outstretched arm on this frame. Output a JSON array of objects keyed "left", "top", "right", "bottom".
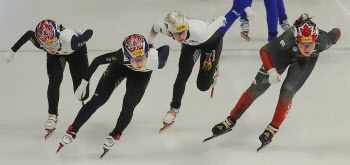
[
  {"left": 328, "top": 28, "right": 341, "bottom": 45},
  {"left": 12, "top": 30, "right": 42, "bottom": 51},
  {"left": 147, "top": 23, "right": 172, "bottom": 44},
  {"left": 83, "top": 49, "right": 125, "bottom": 82},
  {"left": 2, "top": 30, "right": 42, "bottom": 63}
]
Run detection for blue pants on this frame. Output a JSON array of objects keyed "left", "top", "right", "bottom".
[
  {"left": 241, "top": 0, "right": 287, "bottom": 21},
  {"left": 241, "top": 0, "right": 288, "bottom": 41},
  {"left": 218, "top": 0, "right": 252, "bottom": 35}
]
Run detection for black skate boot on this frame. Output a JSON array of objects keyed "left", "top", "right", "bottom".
[
  {"left": 212, "top": 116, "right": 236, "bottom": 136},
  {"left": 259, "top": 124, "right": 279, "bottom": 145}
]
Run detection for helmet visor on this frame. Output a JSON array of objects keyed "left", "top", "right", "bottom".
[
  {"left": 129, "top": 54, "right": 148, "bottom": 64},
  {"left": 172, "top": 28, "right": 188, "bottom": 36},
  {"left": 42, "top": 41, "right": 59, "bottom": 49},
  {"left": 297, "top": 41, "right": 316, "bottom": 49}
]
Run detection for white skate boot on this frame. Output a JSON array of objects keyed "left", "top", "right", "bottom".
[
  {"left": 44, "top": 114, "right": 58, "bottom": 140},
  {"left": 163, "top": 108, "right": 179, "bottom": 124},
  {"left": 100, "top": 134, "right": 121, "bottom": 159},
  {"left": 45, "top": 114, "right": 57, "bottom": 130},
  {"left": 56, "top": 126, "right": 76, "bottom": 153},
  {"left": 159, "top": 108, "right": 179, "bottom": 133},
  {"left": 240, "top": 19, "right": 250, "bottom": 41}
]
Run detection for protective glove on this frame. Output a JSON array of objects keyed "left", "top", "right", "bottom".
[
  {"left": 75, "top": 79, "right": 89, "bottom": 100},
  {"left": 2, "top": 49, "right": 15, "bottom": 63},
  {"left": 267, "top": 68, "right": 281, "bottom": 84},
  {"left": 244, "top": 7, "right": 257, "bottom": 20}
]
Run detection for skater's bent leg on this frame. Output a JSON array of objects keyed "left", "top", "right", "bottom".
[
  {"left": 230, "top": 83, "right": 270, "bottom": 120},
  {"left": 240, "top": 11, "right": 247, "bottom": 20},
  {"left": 218, "top": 0, "right": 245, "bottom": 35},
  {"left": 110, "top": 72, "right": 152, "bottom": 136},
  {"left": 270, "top": 88, "right": 293, "bottom": 128},
  {"left": 71, "top": 92, "right": 113, "bottom": 133},
  {"left": 71, "top": 64, "right": 125, "bottom": 133},
  {"left": 47, "top": 54, "right": 65, "bottom": 115},
  {"left": 230, "top": 65, "right": 272, "bottom": 120},
  {"left": 277, "top": 0, "right": 287, "bottom": 21},
  {"left": 264, "top": 0, "right": 278, "bottom": 42},
  {"left": 269, "top": 57, "right": 318, "bottom": 128},
  {"left": 197, "top": 36, "right": 223, "bottom": 91},
  {"left": 171, "top": 46, "right": 197, "bottom": 109}
]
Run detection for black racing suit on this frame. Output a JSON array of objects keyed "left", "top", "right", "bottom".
[
  {"left": 70, "top": 46, "right": 169, "bottom": 136},
  {"left": 171, "top": 31, "right": 223, "bottom": 109},
  {"left": 10, "top": 29, "right": 93, "bottom": 115}
]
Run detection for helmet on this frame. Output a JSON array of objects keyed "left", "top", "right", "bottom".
[
  {"left": 164, "top": 11, "right": 189, "bottom": 33},
  {"left": 293, "top": 14, "right": 318, "bottom": 43},
  {"left": 122, "top": 34, "right": 149, "bottom": 58},
  {"left": 35, "top": 19, "right": 60, "bottom": 49}
]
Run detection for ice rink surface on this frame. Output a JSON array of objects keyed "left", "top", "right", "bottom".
[{"left": 0, "top": 0, "right": 349, "bottom": 165}]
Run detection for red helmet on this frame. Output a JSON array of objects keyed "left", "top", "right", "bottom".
[
  {"left": 294, "top": 19, "right": 318, "bottom": 43},
  {"left": 35, "top": 19, "right": 60, "bottom": 49},
  {"left": 122, "top": 34, "right": 149, "bottom": 58}
]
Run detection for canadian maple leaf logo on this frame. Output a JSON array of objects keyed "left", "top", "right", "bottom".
[{"left": 299, "top": 23, "right": 313, "bottom": 37}]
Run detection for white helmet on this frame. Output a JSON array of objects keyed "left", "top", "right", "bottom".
[{"left": 164, "top": 11, "right": 189, "bottom": 33}]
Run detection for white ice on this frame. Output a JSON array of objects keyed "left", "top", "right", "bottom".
[{"left": 0, "top": 0, "right": 349, "bottom": 165}]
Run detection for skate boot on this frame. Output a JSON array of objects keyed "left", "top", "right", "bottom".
[
  {"left": 163, "top": 107, "right": 179, "bottom": 124},
  {"left": 159, "top": 108, "right": 179, "bottom": 132},
  {"left": 240, "top": 19, "right": 250, "bottom": 41},
  {"left": 279, "top": 19, "right": 291, "bottom": 31},
  {"left": 212, "top": 116, "right": 236, "bottom": 136},
  {"left": 45, "top": 114, "right": 57, "bottom": 131},
  {"left": 100, "top": 133, "right": 121, "bottom": 159},
  {"left": 57, "top": 125, "right": 76, "bottom": 153},
  {"left": 45, "top": 114, "right": 58, "bottom": 140},
  {"left": 259, "top": 124, "right": 279, "bottom": 145}
]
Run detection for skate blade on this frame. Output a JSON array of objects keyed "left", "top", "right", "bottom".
[
  {"left": 240, "top": 32, "right": 250, "bottom": 41},
  {"left": 56, "top": 143, "right": 64, "bottom": 153},
  {"left": 45, "top": 128, "right": 56, "bottom": 140},
  {"left": 159, "top": 121, "right": 175, "bottom": 133},
  {"left": 257, "top": 140, "right": 272, "bottom": 152},
  {"left": 211, "top": 87, "right": 214, "bottom": 98},
  {"left": 203, "top": 128, "right": 233, "bottom": 142},
  {"left": 100, "top": 148, "right": 109, "bottom": 159}
]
